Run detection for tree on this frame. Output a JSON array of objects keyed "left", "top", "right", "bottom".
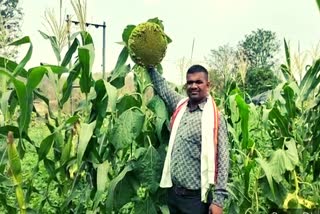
[
  {"left": 239, "top": 29, "right": 280, "bottom": 69},
  {"left": 0, "top": 0, "right": 23, "bottom": 59},
  {"left": 238, "top": 29, "right": 280, "bottom": 97},
  {"left": 205, "top": 44, "right": 238, "bottom": 96}
]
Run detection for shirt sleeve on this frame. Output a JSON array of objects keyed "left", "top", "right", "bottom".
[
  {"left": 212, "top": 112, "right": 229, "bottom": 207},
  {"left": 148, "top": 67, "right": 184, "bottom": 112}
]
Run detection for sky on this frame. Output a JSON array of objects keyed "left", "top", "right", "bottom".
[{"left": 19, "top": 0, "right": 320, "bottom": 84}]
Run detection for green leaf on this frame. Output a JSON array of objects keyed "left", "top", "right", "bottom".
[
  {"left": 43, "top": 158, "right": 56, "bottom": 180},
  {"left": 122, "top": 25, "right": 135, "bottom": 45},
  {"left": 80, "top": 31, "right": 94, "bottom": 45},
  {"left": 104, "top": 82, "right": 118, "bottom": 113},
  {"left": 0, "top": 57, "right": 28, "bottom": 77},
  {"left": 243, "top": 160, "right": 255, "bottom": 197},
  {"left": 256, "top": 158, "right": 275, "bottom": 197},
  {"left": 116, "top": 94, "right": 142, "bottom": 115},
  {"left": 77, "top": 121, "right": 96, "bottom": 166},
  {"left": 78, "top": 44, "right": 94, "bottom": 94},
  {"left": 60, "top": 62, "right": 82, "bottom": 107},
  {"left": 115, "top": 46, "right": 129, "bottom": 70},
  {"left": 134, "top": 198, "right": 157, "bottom": 214},
  {"left": 316, "top": 0, "right": 320, "bottom": 11},
  {"left": 110, "top": 108, "right": 145, "bottom": 151},
  {"left": 0, "top": 126, "right": 32, "bottom": 144},
  {"left": 39, "top": 31, "right": 61, "bottom": 62},
  {"left": 283, "top": 84, "right": 296, "bottom": 119},
  {"left": 0, "top": 70, "right": 31, "bottom": 134},
  {"left": 91, "top": 79, "right": 108, "bottom": 129},
  {"left": 235, "top": 94, "right": 249, "bottom": 149},
  {"left": 12, "top": 36, "right": 32, "bottom": 76},
  {"left": 258, "top": 176, "right": 288, "bottom": 206},
  {"left": 147, "top": 96, "right": 169, "bottom": 143},
  {"left": 61, "top": 38, "right": 80, "bottom": 67},
  {"left": 26, "top": 67, "right": 47, "bottom": 90},
  {"left": 283, "top": 139, "right": 299, "bottom": 167},
  {"left": 269, "top": 139, "right": 299, "bottom": 182},
  {"left": 299, "top": 58, "right": 320, "bottom": 102},
  {"left": 105, "top": 164, "right": 134, "bottom": 212},
  {"left": 108, "top": 64, "right": 131, "bottom": 89},
  {"left": 159, "top": 205, "right": 170, "bottom": 214},
  {"left": 268, "top": 106, "right": 290, "bottom": 137},
  {"left": 38, "top": 133, "right": 55, "bottom": 161},
  {"left": 284, "top": 39, "right": 291, "bottom": 72},
  {"left": 97, "top": 161, "right": 110, "bottom": 192},
  {"left": 135, "top": 145, "right": 162, "bottom": 193}
]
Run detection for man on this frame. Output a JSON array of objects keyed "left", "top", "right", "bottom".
[{"left": 148, "top": 64, "right": 229, "bottom": 214}]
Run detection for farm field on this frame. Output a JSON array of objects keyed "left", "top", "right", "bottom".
[{"left": 1, "top": 1, "right": 320, "bottom": 214}]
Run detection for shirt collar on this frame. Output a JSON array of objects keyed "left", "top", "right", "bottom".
[{"left": 187, "top": 97, "right": 208, "bottom": 111}]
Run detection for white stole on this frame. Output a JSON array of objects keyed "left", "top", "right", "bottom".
[{"left": 160, "top": 95, "right": 218, "bottom": 202}]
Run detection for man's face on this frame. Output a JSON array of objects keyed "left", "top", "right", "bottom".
[{"left": 186, "top": 72, "right": 210, "bottom": 104}]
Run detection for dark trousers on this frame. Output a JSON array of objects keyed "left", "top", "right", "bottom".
[{"left": 167, "top": 186, "right": 212, "bottom": 214}]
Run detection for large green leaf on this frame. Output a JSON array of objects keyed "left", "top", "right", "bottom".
[
  {"left": 80, "top": 31, "right": 94, "bottom": 45},
  {"left": 269, "top": 139, "right": 299, "bottom": 182},
  {"left": 0, "top": 125, "right": 32, "bottom": 144},
  {"left": 77, "top": 121, "right": 96, "bottom": 166},
  {"left": 283, "top": 84, "right": 297, "bottom": 119},
  {"left": 134, "top": 198, "right": 157, "bottom": 214},
  {"left": 235, "top": 94, "right": 249, "bottom": 149},
  {"left": 110, "top": 108, "right": 145, "bottom": 151},
  {"left": 268, "top": 105, "right": 290, "bottom": 137},
  {"left": 38, "top": 133, "right": 55, "bottom": 161},
  {"left": 258, "top": 176, "right": 288, "bottom": 206},
  {"left": 60, "top": 62, "right": 82, "bottom": 107},
  {"left": 78, "top": 44, "right": 95, "bottom": 94},
  {"left": 256, "top": 158, "right": 275, "bottom": 197},
  {"left": 104, "top": 81, "right": 117, "bottom": 113},
  {"left": 26, "top": 67, "right": 47, "bottom": 90},
  {"left": 299, "top": 58, "right": 320, "bottom": 102},
  {"left": 114, "top": 46, "right": 129, "bottom": 70},
  {"left": 0, "top": 57, "right": 27, "bottom": 77},
  {"left": 91, "top": 79, "right": 108, "bottom": 129},
  {"left": 97, "top": 161, "right": 110, "bottom": 192},
  {"left": 147, "top": 95, "right": 169, "bottom": 144},
  {"left": 9, "top": 36, "right": 33, "bottom": 77},
  {"left": 116, "top": 94, "right": 142, "bottom": 115},
  {"left": 108, "top": 64, "right": 131, "bottom": 89},
  {"left": 105, "top": 164, "right": 134, "bottom": 212},
  {"left": 60, "top": 38, "right": 80, "bottom": 67},
  {"left": 135, "top": 145, "right": 162, "bottom": 193}
]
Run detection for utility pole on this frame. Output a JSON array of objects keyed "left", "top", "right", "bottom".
[
  {"left": 66, "top": 15, "right": 107, "bottom": 79},
  {"left": 66, "top": 15, "right": 106, "bottom": 114},
  {"left": 190, "top": 38, "right": 195, "bottom": 63}
]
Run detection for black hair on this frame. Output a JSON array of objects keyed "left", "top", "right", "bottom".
[{"left": 186, "top": 64, "right": 208, "bottom": 79}]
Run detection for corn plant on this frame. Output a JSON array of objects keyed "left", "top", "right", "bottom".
[{"left": 224, "top": 40, "right": 320, "bottom": 213}]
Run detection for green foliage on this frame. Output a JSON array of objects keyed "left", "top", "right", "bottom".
[
  {"left": 1, "top": 10, "right": 319, "bottom": 214},
  {"left": 245, "top": 67, "right": 279, "bottom": 97},
  {"left": 206, "top": 44, "right": 237, "bottom": 96},
  {"left": 239, "top": 29, "right": 280, "bottom": 69},
  {"left": 225, "top": 49, "right": 320, "bottom": 212},
  {"left": 0, "top": 0, "right": 23, "bottom": 59}
]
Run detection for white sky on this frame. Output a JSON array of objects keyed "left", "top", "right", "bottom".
[{"left": 19, "top": 0, "right": 320, "bottom": 83}]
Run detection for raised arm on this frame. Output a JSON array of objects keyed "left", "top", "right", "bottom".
[{"left": 148, "top": 67, "right": 184, "bottom": 112}]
